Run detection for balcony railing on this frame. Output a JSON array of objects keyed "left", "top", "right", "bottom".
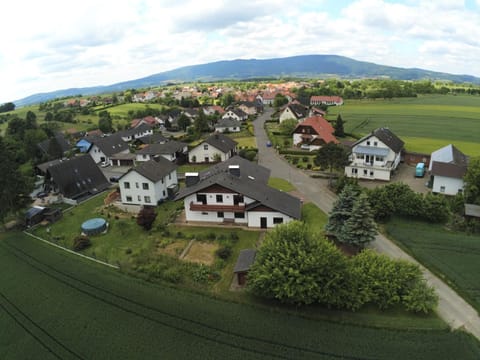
[{"left": 189, "top": 202, "right": 246, "bottom": 212}]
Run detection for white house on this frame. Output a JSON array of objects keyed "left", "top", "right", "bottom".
[
  {"left": 117, "top": 123, "right": 153, "bottom": 143},
  {"left": 214, "top": 118, "right": 241, "bottom": 133},
  {"left": 175, "top": 156, "right": 302, "bottom": 228},
  {"left": 189, "top": 133, "right": 237, "bottom": 163},
  {"left": 87, "top": 134, "right": 130, "bottom": 165},
  {"left": 136, "top": 140, "right": 188, "bottom": 163},
  {"left": 345, "top": 128, "right": 404, "bottom": 181},
  {"left": 222, "top": 109, "right": 248, "bottom": 122},
  {"left": 118, "top": 157, "right": 178, "bottom": 206},
  {"left": 279, "top": 103, "right": 309, "bottom": 123},
  {"left": 429, "top": 144, "right": 468, "bottom": 195},
  {"left": 310, "top": 96, "right": 344, "bottom": 106}
]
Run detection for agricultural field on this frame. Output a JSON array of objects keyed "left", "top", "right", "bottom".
[
  {"left": 2, "top": 232, "right": 480, "bottom": 359},
  {"left": 385, "top": 217, "right": 480, "bottom": 312},
  {"left": 328, "top": 94, "right": 480, "bottom": 155}
]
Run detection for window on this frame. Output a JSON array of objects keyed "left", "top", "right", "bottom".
[
  {"left": 366, "top": 141, "right": 370, "bottom": 146},
  {"left": 217, "top": 211, "right": 224, "bottom": 218},
  {"left": 375, "top": 156, "right": 384, "bottom": 162},
  {"left": 124, "top": 182, "right": 130, "bottom": 189},
  {"left": 126, "top": 196, "right": 132, "bottom": 202},
  {"left": 273, "top": 217, "right": 284, "bottom": 224},
  {"left": 163, "top": 190, "right": 166, "bottom": 197},
  {"left": 216, "top": 194, "right": 223, "bottom": 203},
  {"left": 233, "top": 194, "right": 244, "bottom": 205},
  {"left": 196, "top": 194, "right": 207, "bottom": 204},
  {"left": 370, "top": 171, "right": 374, "bottom": 176},
  {"left": 357, "top": 154, "right": 364, "bottom": 160},
  {"left": 142, "top": 183, "right": 149, "bottom": 190},
  {"left": 440, "top": 186, "right": 445, "bottom": 193},
  {"left": 137, "top": 195, "right": 141, "bottom": 201},
  {"left": 203, "top": 144, "right": 208, "bottom": 150},
  {"left": 135, "top": 182, "right": 139, "bottom": 189},
  {"left": 234, "top": 212, "right": 245, "bottom": 219},
  {"left": 168, "top": 173, "right": 171, "bottom": 180},
  {"left": 363, "top": 169, "right": 368, "bottom": 175},
  {"left": 142, "top": 154, "right": 147, "bottom": 159},
  {"left": 201, "top": 212, "right": 208, "bottom": 215},
  {"left": 144, "top": 196, "right": 151, "bottom": 203},
  {"left": 351, "top": 168, "right": 358, "bottom": 175},
  {"left": 374, "top": 141, "right": 378, "bottom": 146}
]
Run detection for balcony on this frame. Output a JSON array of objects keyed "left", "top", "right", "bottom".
[{"left": 189, "top": 202, "right": 246, "bottom": 212}]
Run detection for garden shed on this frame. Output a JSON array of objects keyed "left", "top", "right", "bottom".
[{"left": 233, "top": 249, "right": 256, "bottom": 286}]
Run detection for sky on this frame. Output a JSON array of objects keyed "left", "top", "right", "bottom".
[{"left": 2, "top": 0, "right": 480, "bottom": 103}]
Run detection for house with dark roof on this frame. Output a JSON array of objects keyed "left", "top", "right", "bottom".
[
  {"left": 214, "top": 118, "right": 241, "bottom": 133},
  {"left": 134, "top": 133, "right": 168, "bottom": 146},
  {"left": 279, "top": 103, "right": 309, "bottom": 123},
  {"left": 238, "top": 101, "right": 260, "bottom": 115},
  {"left": 345, "top": 128, "right": 404, "bottom": 181},
  {"left": 293, "top": 116, "right": 338, "bottom": 150},
  {"left": 118, "top": 157, "right": 178, "bottom": 206},
  {"left": 175, "top": 156, "right": 302, "bottom": 228},
  {"left": 429, "top": 144, "right": 468, "bottom": 195},
  {"left": 233, "top": 249, "right": 257, "bottom": 286},
  {"left": 188, "top": 133, "right": 237, "bottom": 163},
  {"left": 87, "top": 133, "right": 130, "bottom": 165},
  {"left": 43, "top": 155, "right": 110, "bottom": 201},
  {"left": 37, "top": 133, "right": 70, "bottom": 158},
  {"left": 136, "top": 140, "right": 188, "bottom": 163},
  {"left": 116, "top": 123, "right": 153, "bottom": 142},
  {"left": 222, "top": 108, "right": 248, "bottom": 122}
]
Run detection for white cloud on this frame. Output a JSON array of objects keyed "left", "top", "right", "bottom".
[{"left": 1, "top": 0, "right": 480, "bottom": 103}]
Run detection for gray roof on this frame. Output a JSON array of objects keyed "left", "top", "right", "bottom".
[
  {"left": 137, "top": 133, "right": 168, "bottom": 145},
  {"left": 137, "top": 140, "right": 187, "bottom": 155},
  {"left": 465, "top": 204, "right": 480, "bottom": 218},
  {"left": 429, "top": 144, "right": 468, "bottom": 171},
  {"left": 200, "top": 156, "right": 270, "bottom": 184},
  {"left": 123, "top": 157, "right": 177, "bottom": 183},
  {"left": 89, "top": 133, "right": 129, "bottom": 156},
  {"left": 37, "top": 133, "right": 70, "bottom": 155},
  {"left": 431, "top": 161, "right": 467, "bottom": 179},
  {"left": 203, "top": 133, "right": 238, "bottom": 153},
  {"left": 36, "top": 159, "right": 63, "bottom": 174},
  {"left": 46, "top": 156, "right": 110, "bottom": 199},
  {"left": 176, "top": 156, "right": 301, "bottom": 219},
  {"left": 233, "top": 249, "right": 257, "bottom": 273},
  {"left": 354, "top": 128, "right": 404, "bottom": 153},
  {"left": 117, "top": 123, "right": 152, "bottom": 139},
  {"left": 215, "top": 118, "right": 241, "bottom": 128}
]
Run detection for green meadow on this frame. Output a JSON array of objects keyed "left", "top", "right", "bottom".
[{"left": 328, "top": 95, "right": 480, "bottom": 155}]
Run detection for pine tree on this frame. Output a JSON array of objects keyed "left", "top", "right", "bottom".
[
  {"left": 325, "top": 184, "right": 360, "bottom": 236},
  {"left": 339, "top": 193, "right": 377, "bottom": 247},
  {"left": 334, "top": 114, "right": 345, "bottom": 137}
]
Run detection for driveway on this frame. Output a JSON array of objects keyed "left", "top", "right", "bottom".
[{"left": 254, "top": 108, "right": 480, "bottom": 340}]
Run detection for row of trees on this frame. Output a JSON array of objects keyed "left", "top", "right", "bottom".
[{"left": 248, "top": 221, "right": 437, "bottom": 312}]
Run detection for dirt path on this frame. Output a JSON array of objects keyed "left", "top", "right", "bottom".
[{"left": 254, "top": 108, "right": 480, "bottom": 340}]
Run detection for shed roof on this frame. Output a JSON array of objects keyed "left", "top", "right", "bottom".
[
  {"left": 233, "top": 249, "right": 257, "bottom": 273},
  {"left": 465, "top": 204, "right": 480, "bottom": 218}
]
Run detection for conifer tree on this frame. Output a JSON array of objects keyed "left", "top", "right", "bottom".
[
  {"left": 325, "top": 184, "right": 360, "bottom": 236},
  {"left": 339, "top": 193, "right": 377, "bottom": 247},
  {"left": 334, "top": 114, "right": 345, "bottom": 137}
]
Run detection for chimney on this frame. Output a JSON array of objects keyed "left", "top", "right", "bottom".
[
  {"left": 228, "top": 165, "right": 240, "bottom": 177},
  {"left": 185, "top": 172, "right": 200, "bottom": 187}
]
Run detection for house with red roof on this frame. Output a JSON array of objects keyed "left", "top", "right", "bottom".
[
  {"left": 292, "top": 116, "right": 338, "bottom": 151},
  {"left": 310, "top": 96, "right": 344, "bottom": 106}
]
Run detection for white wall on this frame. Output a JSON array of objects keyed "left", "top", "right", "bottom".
[
  {"left": 279, "top": 108, "right": 299, "bottom": 123},
  {"left": 189, "top": 143, "right": 229, "bottom": 163},
  {"left": 88, "top": 144, "right": 105, "bottom": 164},
  {"left": 247, "top": 211, "right": 294, "bottom": 228},
  {"left": 432, "top": 175, "right": 464, "bottom": 195},
  {"left": 215, "top": 126, "right": 240, "bottom": 133},
  {"left": 345, "top": 166, "right": 391, "bottom": 181},
  {"left": 120, "top": 170, "right": 177, "bottom": 205},
  {"left": 136, "top": 153, "right": 176, "bottom": 162}
]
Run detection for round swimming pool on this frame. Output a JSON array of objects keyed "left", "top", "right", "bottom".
[{"left": 81, "top": 218, "right": 107, "bottom": 236}]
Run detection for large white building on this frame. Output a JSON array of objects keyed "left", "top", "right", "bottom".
[
  {"left": 175, "top": 156, "right": 302, "bottom": 228},
  {"left": 429, "top": 144, "right": 468, "bottom": 195},
  {"left": 345, "top": 128, "right": 404, "bottom": 181}
]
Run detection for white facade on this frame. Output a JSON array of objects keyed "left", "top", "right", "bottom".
[
  {"left": 88, "top": 144, "right": 129, "bottom": 165},
  {"left": 215, "top": 125, "right": 241, "bottom": 133},
  {"left": 222, "top": 110, "right": 246, "bottom": 121},
  {"left": 136, "top": 153, "right": 176, "bottom": 162},
  {"left": 345, "top": 135, "right": 400, "bottom": 181},
  {"left": 279, "top": 107, "right": 301, "bottom": 123},
  {"left": 183, "top": 192, "right": 294, "bottom": 228},
  {"left": 189, "top": 143, "right": 233, "bottom": 163},
  {"left": 120, "top": 170, "right": 178, "bottom": 206},
  {"left": 120, "top": 128, "right": 153, "bottom": 142},
  {"left": 432, "top": 175, "right": 464, "bottom": 195}
]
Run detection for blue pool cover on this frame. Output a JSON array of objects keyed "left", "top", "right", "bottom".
[{"left": 81, "top": 218, "right": 107, "bottom": 235}]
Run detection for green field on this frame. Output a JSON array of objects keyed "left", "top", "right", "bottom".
[
  {"left": 1, "top": 232, "right": 480, "bottom": 359},
  {"left": 385, "top": 217, "right": 480, "bottom": 312},
  {"left": 328, "top": 95, "right": 480, "bottom": 155}
]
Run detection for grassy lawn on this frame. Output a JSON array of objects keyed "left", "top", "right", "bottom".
[
  {"left": 328, "top": 94, "right": 480, "bottom": 155},
  {"left": 234, "top": 136, "right": 257, "bottom": 148},
  {"left": 302, "top": 203, "right": 328, "bottom": 234},
  {"left": 2, "top": 232, "right": 480, "bottom": 359},
  {"left": 385, "top": 217, "right": 480, "bottom": 313},
  {"left": 177, "top": 163, "right": 210, "bottom": 173},
  {"left": 267, "top": 177, "right": 296, "bottom": 192}
]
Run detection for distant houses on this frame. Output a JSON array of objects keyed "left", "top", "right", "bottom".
[{"left": 310, "top": 96, "right": 344, "bottom": 106}]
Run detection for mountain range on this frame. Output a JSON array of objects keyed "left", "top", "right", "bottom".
[{"left": 14, "top": 55, "right": 480, "bottom": 107}]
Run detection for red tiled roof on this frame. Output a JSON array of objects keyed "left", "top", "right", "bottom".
[{"left": 294, "top": 116, "right": 338, "bottom": 144}]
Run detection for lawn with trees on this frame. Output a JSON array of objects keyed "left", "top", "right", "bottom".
[{"left": 2, "top": 232, "right": 480, "bottom": 359}]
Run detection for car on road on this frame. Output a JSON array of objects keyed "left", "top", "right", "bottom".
[
  {"left": 109, "top": 175, "right": 121, "bottom": 183},
  {"left": 266, "top": 141, "right": 272, "bottom": 147}
]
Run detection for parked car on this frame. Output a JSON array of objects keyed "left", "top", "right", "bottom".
[
  {"left": 109, "top": 175, "right": 121, "bottom": 183},
  {"left": 266, "top": 141, "right": 272, "bottom": 147},
  {"left": 36, "top": 191, "right": 49, "bottom": 199},
  {"left": 300, "top": 144, "right": 310, "bottom": 150},
  {"left": 415, "top": 162, "right": 425, "bottom": 177}
]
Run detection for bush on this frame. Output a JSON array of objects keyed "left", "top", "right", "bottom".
[
  {"left": 73, "top": 235, "right": 91, "bottom": 251},
  {"left": 192, "top": 265, "right": 210, "bottom": 283},
  {"left": 215, "top": 246, "right": 232, "bottom": 260},
  {"left": 230, "top": 232, "right": 239, "bottom": 241},
  {"left": 206, "top": 232, "right": 216, "bottom": 240},
  {"left": 302, "top": 156, "right": 309, "bottom": 162},
  {"left": 163, "top": 267, "right": 182, "bottom": 283}
]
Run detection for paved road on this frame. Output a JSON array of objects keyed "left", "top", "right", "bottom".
[{"left": 254, "top": 108, "right": 480, "bottom": 340}]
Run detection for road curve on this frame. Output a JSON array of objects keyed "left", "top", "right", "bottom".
[{"left": 254, "top": 108, "right": 480, "bottom": 340}]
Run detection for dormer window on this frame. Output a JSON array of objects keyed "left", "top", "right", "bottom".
[
  {"left": 374, "top": 141, "right": 378, "bottom": 146},
  {"left": 366, "top": 141, "right": 371, "bottom": 146}
]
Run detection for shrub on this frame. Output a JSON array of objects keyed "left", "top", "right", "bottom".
[
  {"left": 302, "top": 156, "right": 309, "bottom": 162},
  {"left": 206, "top": 232, "right": 216, "bottom": 240},
  {"left": 230, "top": 232, "right": 239, "bottom": 241},
  {"left": 192, "top": 265, "right": 210, "bottom": 283},
  {"left": 73, "top": 235, "right": 91, "bottom": 251},
  {"left": 215, "top": 246, "right": 232, "bottom": 260},
  {"left": 163, "top": 267, "right": 182, "bottom": 283}
]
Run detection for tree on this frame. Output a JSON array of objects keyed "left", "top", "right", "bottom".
[
  {"left": 98, "top": 110, "right": 113, "bottom": 133},
  {"left": 325, "top": 184, "right": 361, "bottom": 236},
  {"left": 25, "top": 111, "right": 37, "bottom": 128},
  {"left": 314, "top": 142, "right": 349, "bottom": 173},
  {"left": 0, "top": 102, "right": 15, "bottom": 113},
  {"left": 279, "top": 119, "right": 297, "bottom": 135},
  {"left": 193, "top": 110, "right": 210, "bottom": 134},
  {"left": 45, "top": 112, "right": 54, "bottom": 122},
  {"left": 334, "top": 114, "right": 345, "bottom": 137},
  {"left": 247, "top": 221, "right": 348, "bottom": 305},
  {"left": 273, "top": 94, "right": 288, "bottom": 108},
  {"left": 338, "top": 193, "right": 377, "bottom": 247},
  {"left": 47, "top": 136, "right": 64, "bottom": 159},
  {"left": 0, "top": 137, "right": 33, "bottom": 221},
  {"left": 464, "top": 157, "right": 480, "bottom": 205},
  {"left": 177, "top": 114, "right": 191, "bottom": 131},
  {"left": 137, "top": 206, "right": 157, "bottom": 230},
  {"left": 220, "top": 93, "right": 235, "bottom": 108}
]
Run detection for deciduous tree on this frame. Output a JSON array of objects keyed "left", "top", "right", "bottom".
[{"left": 314, "top": 142, "right": 349, "bottom": 173}]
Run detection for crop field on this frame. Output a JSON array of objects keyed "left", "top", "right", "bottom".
[
  {"left": 1, "top": 232, "right": 480, "bottom": 359},
  {"left": 385, "top": 217, "right": 480, "bottom": 312},
  {"left": 328, "top": 95, "right": 480, "bottom": 155}
]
